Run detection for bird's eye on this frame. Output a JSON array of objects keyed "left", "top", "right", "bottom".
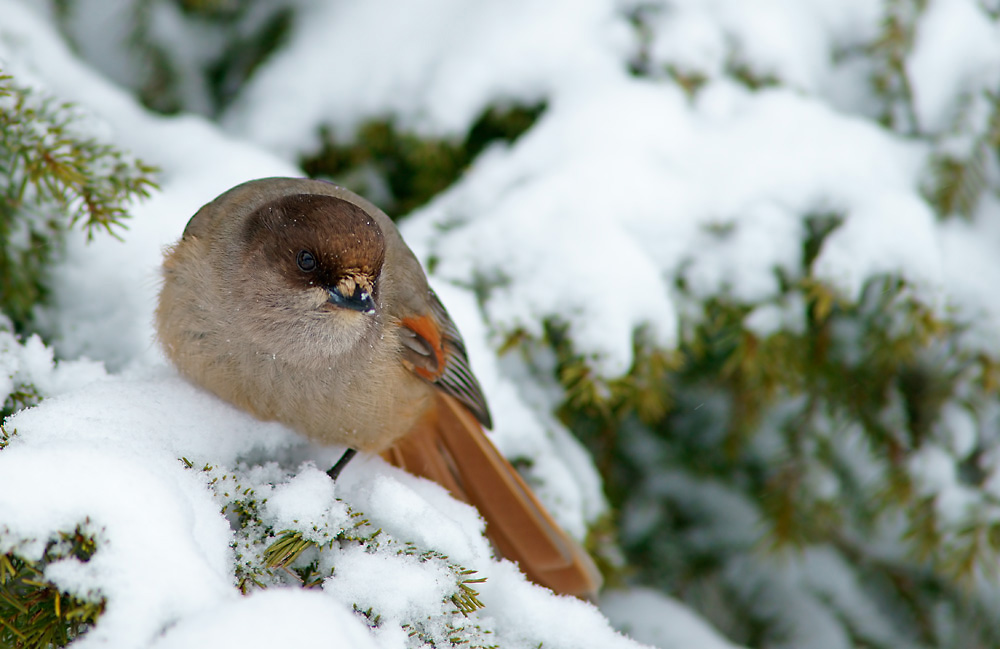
[{"left": 296, "top": 250, "right": 317, "bottom": 272}]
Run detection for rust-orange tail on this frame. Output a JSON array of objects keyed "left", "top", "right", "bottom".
[{"left": 382, "top": 392, "right": 603, "bottom": 599}]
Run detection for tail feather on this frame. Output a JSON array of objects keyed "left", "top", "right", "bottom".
[
  {"left": 383, "top": 392, "right": 602, "bottom": 599},
  {"left": 382, "top": 420, "right": 470, "bottom": 503}
]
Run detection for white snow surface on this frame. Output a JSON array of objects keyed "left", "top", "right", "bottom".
[
  {"left": 4, "top": 0, "right": 1000, "bottom": 648},
  {"left": 148, "top": 588, "right": 381, "bottom": 649},
  {"left": 907, "top": 0, "right": 1000, "bottom": 133},
  {"left": 600, "top": 588, "right": 742, "bottom": 649}
]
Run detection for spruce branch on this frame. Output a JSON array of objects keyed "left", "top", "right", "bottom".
[
  {"left": 0, "top": 524, "right": 105, "bottom": 649},
  {"left": 186, "top": 460, "right": 492, "bottom": 643},
  {"left": 301, "top": 103, "right": 545, "bottom": 217},
  {"left": 0, "top": 70, "right": 158, "bottom": 332}
]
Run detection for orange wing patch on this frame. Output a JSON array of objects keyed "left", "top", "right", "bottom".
[
  {"left": 399, "top": 315, "right": 445, "bottom": 381},
  {"left": 400, "top": 289, "right": 493, "bottom": 429}
]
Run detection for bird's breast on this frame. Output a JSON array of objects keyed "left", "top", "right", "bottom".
[{"left": 219, "top": 324, "right": 433, "bottom": 453}]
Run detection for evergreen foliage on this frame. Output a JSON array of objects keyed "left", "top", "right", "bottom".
[
  {"left": 0, "top": 68, "right": 153, "bottom": 645},
  {"left": 560, "top": 4, "right": 1000, "bottom": 647},
  {"left": 0, "top": 525, "right": 105, "bottom": 649},
  {"left": 54, "top": 0, "right": 295, "bottom": 116},
  {"left": 0, "top": 71, "right": 157, "bottom": 333},
  {"left": 301, "top": 104, "right": 545, "bottom": 217},
  {"left": 1, "top": 385, "right": 40, "bottom": 422},
  {"left": 191, "top": 460, "right": 497, "bottom": 648}
]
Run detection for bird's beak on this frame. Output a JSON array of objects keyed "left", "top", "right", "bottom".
[{"left": 328, "top": 285, "right": 376, "bottom": 315}]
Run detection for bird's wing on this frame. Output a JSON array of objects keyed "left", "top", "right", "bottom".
[
  {"left": 397, "top": 289, "right": 493, "bottom": 429},
  {"left": 391, "top": 289, "right": 602, "bottom": 599}
]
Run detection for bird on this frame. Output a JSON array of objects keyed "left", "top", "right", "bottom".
[{"left": 155, "top": 177, "right": 602, "bottom": 598}]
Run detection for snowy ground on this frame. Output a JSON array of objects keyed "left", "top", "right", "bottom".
[{"left": 2, "top": 0, "right": 1000, "bottom": 648}]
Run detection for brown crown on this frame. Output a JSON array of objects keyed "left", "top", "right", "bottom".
[{"left": 241, "top": 193, "right": 386, "bottom": 290}]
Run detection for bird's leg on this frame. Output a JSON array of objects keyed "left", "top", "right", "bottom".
[{"left": 326, "top": 448, "right": 358, "bottom": 481}]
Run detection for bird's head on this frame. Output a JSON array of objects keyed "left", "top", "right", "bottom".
[{"left": 233, "top": 192, "right": 387, "bottom": 357}]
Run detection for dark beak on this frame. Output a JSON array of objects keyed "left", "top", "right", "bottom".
[{"left": 328, "top": 285, "right": 376, "bottom": 314}]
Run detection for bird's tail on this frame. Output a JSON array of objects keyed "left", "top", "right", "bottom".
[{"left": 382, "top": 392, "right": 603, "bottom": 599}]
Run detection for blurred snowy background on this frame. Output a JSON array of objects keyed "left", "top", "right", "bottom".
[{"left": 2, "top": 1, "right": 1000, "bottom": 648}]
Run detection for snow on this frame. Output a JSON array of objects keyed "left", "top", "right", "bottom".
[
  {"left": 261, "top": 467, "right": 349, "bottom": 542},
  {"left": 395, "top": 77, "right": 938, "bottom": 375},
  {"left": 938, "top": 206, "right": 1000, "bottom": 353},
  {"left": 0, "top": 327, "right": 106, "bottom": 401},
  {"left": 743, "top": 293, "right": 807, "bottom": 339},
  {"left": 326, "top": 545, "right": 457, "bottom": 621},
  {"left": 730, "top": 548, "right": 925, "bottom": 649},
  {"left": 0, "top": 445, "right": 235, "bottom": 649},
  {"left": 907, "top": 0, "right": 1000, "bottom": 133},
  {"left": 812, "top": 191, "right": 943, "bottom": 306},
  {"left": 355, "top": 473, "right": 484, "bottom": 562},
  {"left": 907, "top": 442, "right": 982, "bottom": 528},
  {"left": 4, "top": 0, "right": 1000, "bottom": 647},
  {"left": 640, "top": 0, "right": 882, "bottom": 95},
  {"left": 0, "top": 360, "right": 642, "bottom": 648},
  {"left": 601, "top": 587, "right": 742, "bottom": 649},
  {"left": 224, "top": 0, "right": 632, "bottom": 152},
  {"left": 149, "top": 588, "right": 381, "bottom": 649},
  {"left": 935, "top": 401, "right": 978, "bottom": 459}
]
